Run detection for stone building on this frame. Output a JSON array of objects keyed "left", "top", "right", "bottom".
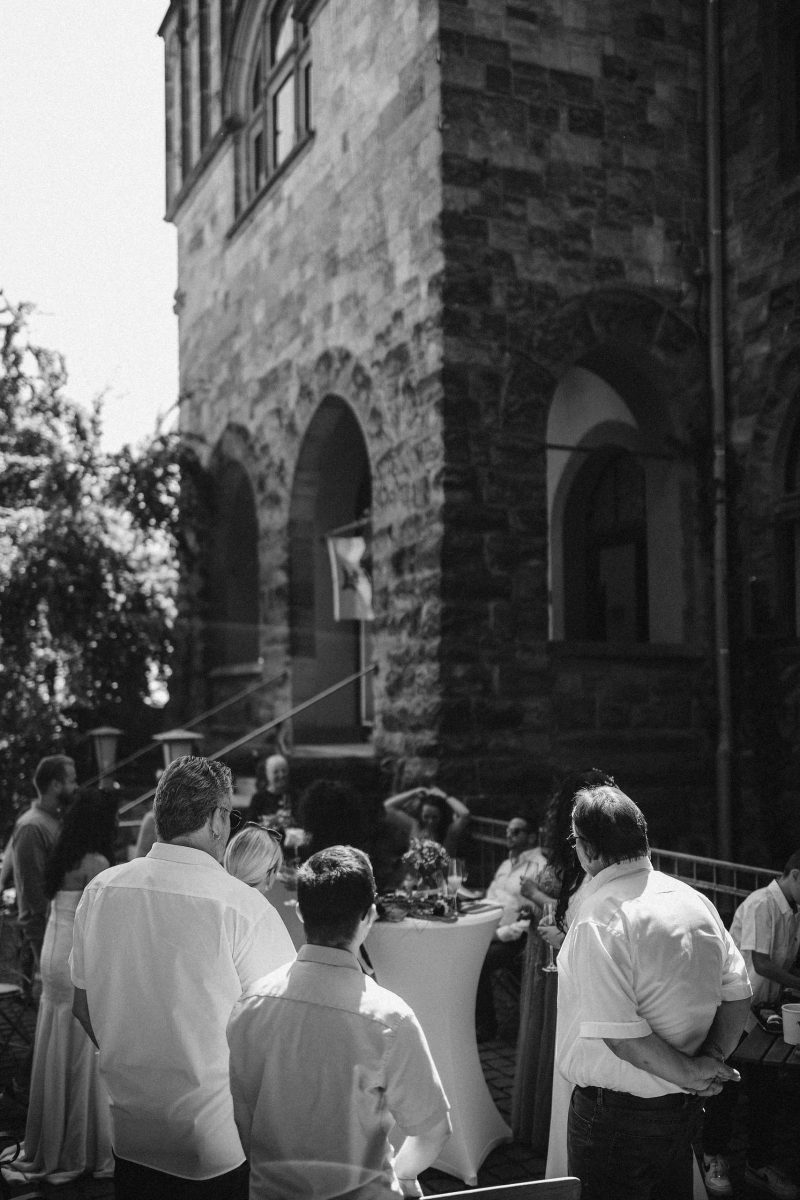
[{"left": 158, "top": 0, "right": 800, "bottom": 859}]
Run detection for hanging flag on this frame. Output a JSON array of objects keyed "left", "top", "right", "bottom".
[{"left": 327, "top": 535, "right": 374, "bottom": 621}]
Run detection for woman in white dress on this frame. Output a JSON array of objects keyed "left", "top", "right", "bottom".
[{"left": 13, "top": 790, "right": 116, "bottom": 1184}]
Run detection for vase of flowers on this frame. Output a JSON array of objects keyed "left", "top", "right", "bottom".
[{"left": 402, "top": 837, "right": 449, "bottom": 895}]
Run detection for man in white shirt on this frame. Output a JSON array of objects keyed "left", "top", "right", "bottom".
[
  {"left": 555, "top": 784, "right": 751, "bottom": 1200},
  {"left": 702, "top": 851, "right": 800, "bottom": 1199},
  {"left": 475, "top": 815, "right": 543, "bottom": 1041},
  {"left": 70, "top": 755, "right": 295, "bottom": 1200},
  {"left": 228, "top": 845, "right": 452, "bottom": 1199}
]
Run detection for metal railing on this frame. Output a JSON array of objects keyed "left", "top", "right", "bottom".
[
  {"left": 118, "top": 663, "right": 378, "bottom": 822},
  {"left": 469, "top": 816, "right": 776, "bottom": 921}
]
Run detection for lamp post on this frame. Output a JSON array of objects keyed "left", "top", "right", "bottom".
[
  {"left": 88, "top": 726, "right": 123, "bottom": 789},
  {"left": 152, "top": 729, "right": 204, "bottom": 772}
]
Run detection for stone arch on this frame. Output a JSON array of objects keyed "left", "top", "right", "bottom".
[
  {"left": 501, "top": 286, "right": 704, "bottom": 644},
  {"left": 288, "top": 393, "right": 373, "bottom": 742},
  {"left": 206, "top": 425, "right": 261, "bottom": 672}
]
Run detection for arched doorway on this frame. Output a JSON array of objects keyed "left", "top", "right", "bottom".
[
  {"left": 289, "top": 396, "right": 372, "bottom": 742},
  {"left": 207, "top": 455, "right": 260, "bottom": 671}
]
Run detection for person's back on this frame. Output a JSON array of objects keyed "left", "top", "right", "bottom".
[
  {"left": 70, "top": 756, "right": 296, "bottom": 1199},
  {"left": 228, "top": 846, "right": 450, "bottom": 1199}
]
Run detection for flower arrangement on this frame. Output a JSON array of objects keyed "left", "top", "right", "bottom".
[{"left": 402, "top": 837, "right": 449, "bottom": 888}]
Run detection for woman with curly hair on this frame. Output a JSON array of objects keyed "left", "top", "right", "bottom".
[
  {"left": 13, "top": 789, "right": 116, "bottom": 1184},
  {"left": 511, "top": 767, "right": 614, "bottom": 1162}
]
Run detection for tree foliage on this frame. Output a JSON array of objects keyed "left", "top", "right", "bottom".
[{"left": 0, "top": 293, "right": 196, "bottom": 817}]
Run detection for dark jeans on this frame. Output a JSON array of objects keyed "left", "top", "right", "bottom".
[
  {"left": 475, "top": 937, "right": 524, "bottom": 1035},
  {"left": 113, "top": 1155, "right": 249, "bottom": 1200},
  {"left": 568, "top": 1085, "right": 702, "bottom": 1200}
]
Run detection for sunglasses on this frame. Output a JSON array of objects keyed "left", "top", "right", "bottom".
[{"left": 238, "top": 820, "right": 285, "bottom": 845}]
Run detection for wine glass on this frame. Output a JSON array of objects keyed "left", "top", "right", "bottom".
[
  {"left": 540, "top": 901, "right": 558, "bottom": 973},
  {"left": 446, "top": 857, "right": 465, "bottom": 896}
]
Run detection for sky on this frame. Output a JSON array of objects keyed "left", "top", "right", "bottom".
[{"left": 1, "top": 1, "right": 178, "bottom": 452}]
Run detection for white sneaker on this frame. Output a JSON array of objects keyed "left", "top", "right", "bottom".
[
  {"left": 745, "top": 1164, "right": 799, "bottom": 1200},
  {"left": 703, "top": 1154, "right": 733, "bottom": 1197}
]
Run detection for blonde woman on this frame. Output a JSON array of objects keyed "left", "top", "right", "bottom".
[{"left": 223, "top": 823, "right": 283, "bottom": 895}]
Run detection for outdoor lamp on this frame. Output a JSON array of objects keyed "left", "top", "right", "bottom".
[
  {"left": 88, "top": 726, "right": 123, "bottom": 789},
  {"left": 152, "top": 728, "right": 204, "bottom": 770}
]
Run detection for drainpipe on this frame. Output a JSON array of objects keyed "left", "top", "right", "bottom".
[{"left": 705, "top": 0, "right": 733, "bottom": 859}]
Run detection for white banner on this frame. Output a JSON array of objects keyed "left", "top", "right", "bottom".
[{"left": 327, "top": 535, "right": 374, "bottom": 621}]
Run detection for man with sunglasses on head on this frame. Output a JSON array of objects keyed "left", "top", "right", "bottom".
[
  {"left": 70, "top": 755, "right": 295, "bottom": 1200},
  {"left": 227, "top": 845, "right": 452, "bottom": 1199},
  {"left": 555, "top": 784, "right": 752, "bottom": 1200}
]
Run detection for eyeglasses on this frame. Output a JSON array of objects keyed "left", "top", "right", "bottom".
[
  {"left": 218, "top": 806, "right": 242, "bottom": 830},
  {"left": 239, "top": 821, "right": 285, "bottom": 845},
  {"left": 566, "top": 832, "right": 583, "bottom": 847}
]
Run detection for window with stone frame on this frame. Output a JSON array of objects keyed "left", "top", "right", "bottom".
[
  {"left": 563, "top": 447, "right": 650, "bottom": 644},
  {"left": 777, "top": 2, "right": 800, "bottom": 174},
  {"left": 776, "top": 416, "right": 800, "bottom": 637},
  {"left": 241, "top": 0, "right": 312, "bottom": 208}
]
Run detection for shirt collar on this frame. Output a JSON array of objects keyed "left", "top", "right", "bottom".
[
  {"left": 583, "top": 855, "right": 652, "bottom": 897},
  {"left": 147, "top": 842, "right": 223, "bottom": 869},
  {"left": 767, "top": 877, "right": 794, "bottom": 915},
  {"left": 296, "top": 944, "right": 362, "bottom": 972}
]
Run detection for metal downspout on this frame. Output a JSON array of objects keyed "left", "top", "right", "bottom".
[{"left": 706, "top": 0, "right": 733, "bottom": 858}]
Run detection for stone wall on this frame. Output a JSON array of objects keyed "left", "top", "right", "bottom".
[
  {"left": 431, "top": 0, "right": 716, "bottom": 817},
  {"left": 171, "top": 0, "right": 449, "bottom": 768}
]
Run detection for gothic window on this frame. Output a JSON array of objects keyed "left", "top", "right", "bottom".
[
  {"left": 563, "top": 448, "right": 649, "bottom": 644},
  {"left": 241, "top": 1, "right": 312, "bottom": 209}
]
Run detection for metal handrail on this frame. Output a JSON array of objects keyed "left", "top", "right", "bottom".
[
  {"left": 118, "top": 663, "right": 378, "bottom": 818},
  {"left": 468, "top": 815, "right": 776, "bottom": 915},
  {"left": 84, "top": 669, "right": 287, "bottom": 790}
]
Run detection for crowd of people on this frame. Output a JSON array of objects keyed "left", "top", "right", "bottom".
[{"left": 0, "top": 750, "right": 798, "bottom": 1199}]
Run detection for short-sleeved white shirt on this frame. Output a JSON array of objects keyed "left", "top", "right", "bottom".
[
  {"left": 227, "top": 944, "right": 451, "bottom": 1199},
  {"left": 555, "top": 857, "right": 751, "bottom": 1097},
  {"left": 70, "top": 842, "right": 296, "bottom": 1179},
  {"left": 486, "top": 848, "right": 546, "bottom": 926},
  {"left": 730, "top": 878, "right": 800, "bottom": 1025}
]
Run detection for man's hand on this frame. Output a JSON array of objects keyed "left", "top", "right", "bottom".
[{"left": 686, "top": 1054, "right": 740, "bottom": 1098}]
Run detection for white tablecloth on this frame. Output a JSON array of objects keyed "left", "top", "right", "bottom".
[{"left": 366, "top": 906, "right": 511, "bottom": 1185}]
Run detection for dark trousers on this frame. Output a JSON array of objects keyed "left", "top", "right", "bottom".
[
  {"left": 568, "top": 1085, "right": 702, "bottom": 1200},
  {"left": 114, "top": 1155, "right": 249, "bottom": 1200},
  {"left": 703, "top": 1061, "right": 775, "bottom": 1168},
  {"left": 475, "top": 937, "right": 524, "bottom": 1035}
]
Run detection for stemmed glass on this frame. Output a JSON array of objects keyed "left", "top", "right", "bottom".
[
  {"left": 540, "top": 901, "right": 558, "bottom": 973},
  {"left": 446, "top": 858, "right": 466, "bottom": 910}
]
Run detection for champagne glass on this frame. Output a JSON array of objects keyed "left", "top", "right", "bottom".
[
  {"left": 447, "top": 857, "right": 467, "bottom": 897},
  {"left": 540, "top": 901, "right": 558, "bottom": 973}
]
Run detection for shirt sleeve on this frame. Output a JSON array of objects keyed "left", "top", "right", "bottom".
[
  {"left": 13, "top": 824, "right": 50, "bottom": 934},
  {"left": 384, "top": 1012, "right": 451, "bottom": 1136},
  {"left": 569, "top": 919, "right": 651, "bottom": 1041},
  {"left": 69, "top": 887, "right": 91, "bottom": 988},
  {"left": 720, "top": 926, "right": 754, "bottom": 999},
  {"left": 735, "top": 894, "right": 777, "bottom": 959}
]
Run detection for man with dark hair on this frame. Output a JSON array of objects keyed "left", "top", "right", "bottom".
[
  {"left": 555, "top": 784, "right": 752, "bottom": 1200},
  {"left": 701, "top": 850, "right": 800, "bottom": 1199},
  {"left": 70, "top": 755, "right": 295, "bottom": 1200},
  {"left": 4, "top": 754, "right": 77, "bottom": 988},
  {"left": 227, "top": 845, "right": 452, "bottom": 1199}
]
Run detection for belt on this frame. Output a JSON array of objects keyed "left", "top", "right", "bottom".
[{"left": 575, "top": 1085, "right": 699, "bottom": 1111}]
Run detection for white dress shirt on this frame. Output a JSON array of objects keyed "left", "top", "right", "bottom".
[
  {"left": 486, "top": 847, "right": 546, "bottom": 927},
  {"left": 70, "top": 842, "right": 295, "bottom": 1179},
  {"left": 228, "top": 944, "right": 451, "bottom": 1199},
  {"left": 555, "top": 857, "right": 751, "bottom": 1097},
  {"left": 730, "top": 878, "right": 800, "bottom": 1026}
]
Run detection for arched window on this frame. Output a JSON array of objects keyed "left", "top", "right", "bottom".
[
  {"left": 240, "top": 1, "right": 312, "bottom": 210},
  {"left": 563, "top": 448, "right": 649, "bottom": 643}
]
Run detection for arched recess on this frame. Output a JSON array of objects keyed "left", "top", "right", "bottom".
[
  {"left": 502, "top": 287, "right": 703, "bottom": 645},
  {"left": 206, "top": 430, "right": 261, "bottom": 672},
  {"left": 288, "top": 396, "right": 372, "bottom": 742}
]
